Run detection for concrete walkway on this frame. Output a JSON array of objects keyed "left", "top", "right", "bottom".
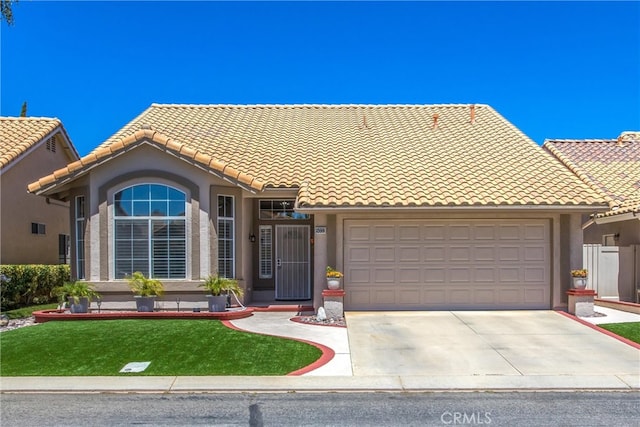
[
  {"left": 1, "top": 309, "right": 638, "bottom": 393},
  {"left": 229, "top": 312, "right": 352, "bottom": 376},
  {"left": 579, "top": 305, "right": 640, "bottom": 325}
]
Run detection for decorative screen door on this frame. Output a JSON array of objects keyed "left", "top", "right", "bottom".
[{"left": 275, "top": 225, "right": 311, "bottom": 300}]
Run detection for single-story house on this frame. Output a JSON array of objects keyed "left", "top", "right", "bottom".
[
  {"left": 28, "top": 104, "right": 609, "bottom": 310},
  {"left": 1, "top": 117, "right": 80, "bottom": 264},
  {"left": 544, "top": 132, "right": 640, "bottom": 302}
]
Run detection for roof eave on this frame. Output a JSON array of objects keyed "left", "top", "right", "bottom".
[
  {"left": 295, "top": 204, "right": 610, "bottom": 214},
  {"left": 594, "top": 211, "right": 640, "bottom": 224}
]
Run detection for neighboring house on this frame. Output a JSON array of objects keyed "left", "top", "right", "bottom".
[
  {"left": 28, "top": 104, "right": 608, "bottom": 310},
  {"left": 544, "top": 132, "right": 640, "bottom": 302},
  {"left": 1, "top": 117, "right": 80, "bottom": 264}
]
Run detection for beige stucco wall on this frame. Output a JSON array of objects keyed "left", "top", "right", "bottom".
[
  {"left": 584, "top": 218, "right": 640, "bottom": 246},
  {"left": 0, "top": 133, "right": 75, "bottom": 264},
  {"left": 65, "top": 143, "right": 257, "bottom": 303}
]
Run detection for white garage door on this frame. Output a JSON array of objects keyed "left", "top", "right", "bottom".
[{"left": 344, "top": 219, "right": 550, "bottom": 310}]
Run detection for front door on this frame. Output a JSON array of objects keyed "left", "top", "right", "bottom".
[{"left": 275, "top": 224, "right": 310, "bottom": 300}]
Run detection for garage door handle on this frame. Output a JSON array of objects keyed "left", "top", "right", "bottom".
[{"left": 276, "top": 259, "right": 282, "bottom": 267}]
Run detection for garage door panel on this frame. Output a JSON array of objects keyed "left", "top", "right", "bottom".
[
  {"left": 349, "top": 268, "right": 371, "bottom": 283},
  {"left": 450, "top": 225, "right": 472, "bottom": 240},
  {"left": 348, "top": 247, "right": 371, "bottom": 262},
  {"left": 450, "top": 268, "right": 471, "bottom": 283},
  {"left": 372, "top": 289, "right": 396, "bottom": 305},
  {"left": 524, "top": 267, "right": 546, "bottom": 283},
  {"left": 450, "top": 289, "right": 472, "bottom": 304},
  {"left": 398, "top": 289, "right": 421, "bottom": 304},
  {"left": 399, "top": 225, "right": 421, "bottom": 241},
  {"left": 345, "top": 219, "right": 551, "bottom": 310},
  {"left": 373, "top": 226, "right": 396, "bottom": 240},
  {"left": 424, "top": 247, "right": 446, "bottom": 261},
  {"left": 424, "top": 289, "right": 447, "bottom": 304},
  {"left": 525, "top": 225, "right": 546, "bottom": 240},
  {"left": 450, "top": 247, "right": 471, "bottom": 261},
  {"left": 499, "top": 247, "right": 521, "bottom": 261},
  {"left": 524, "top": 246, "right": 545, "bottom": 261},
  {"left": 475, "top": 268, "right": 496, "bottom": 282},
  {"left": 349, "top": 289, "right": 371, "bottom": 306},
  {"left": 499, "top": 267, "right": 520, "bottom": 282},
  {"left": 399, "top": 268, "right": 420, "bottom": 283},
  {"left": 524, "top": 288, "right": 546, "bottom": 303},
  {"left": 498, "top": 289, "right": 522, "bottom": 304},
  {"left": 399, "top": 246, "right": 420, "bottom": 261},
  {"left": 373, "top": 268, "right": 395, "bottom": 283},
  {"left": 374, "top": 247, "right": 396, "bottom": 262},
  {"left": 349, "top": 226, "right": 372, "bottom": 241},
  {"left": 474, "top": 246, "right": 496, "bottom": 262},
  {"left": 424, "top": 268, "right": 446, "bottom": 282},
  {"left": 499, "top": 225, "right": 521, "bottom": 240},
  {"left": 474, "top": 226, "right": 496, "bottom": 240},
  {"left": 424, "top": 225, "right": 446, "bottom": 240},
  {"left": 475, "top": 289, "right": 497, "bottom": 304}
]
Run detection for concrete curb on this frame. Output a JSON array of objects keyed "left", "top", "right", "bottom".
[{"left": 1, "top": 375, "right": 637, "bottom": 393}]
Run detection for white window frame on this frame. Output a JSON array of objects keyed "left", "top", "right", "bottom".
[
  {"left": 75, "top": 196, "right": 85, "bottom": 279},
  {"left": 217, "top": 195, "right": 235, "bottom": 278},
  {"left": 259, "top": 225, "right": 273, "bottom": 279},
  {"left": 112, "top": 184, "right": 187, "bottom": 280}
]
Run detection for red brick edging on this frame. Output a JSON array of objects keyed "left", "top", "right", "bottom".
[
  {"left": 221, "top": 320, "right": 335, "bottom": 376},
  {"left": 555, "top": 309, "right": 640, "bottom": 350},
  {"left": 33, "top": 308, "right": 254, "bottom": 323}
]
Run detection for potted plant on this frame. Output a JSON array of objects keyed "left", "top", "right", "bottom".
[
  {"left": 326, "top": 266, "right": 344, "bottom": 290},
  {"left": 200, "top": 275, "right": 244, "bottom": 312},
  {"left": 126, "top": 271, "right": 164, "bottom": 312},
  {"left": 570, "top": 269, "right": 588, "bottom": 289},
  {"left": 54, "top": 281, "right": 100, "bottom": 313}
]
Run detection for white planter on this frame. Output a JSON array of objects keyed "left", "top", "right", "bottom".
[
  {"left": 571, "top": 277, "right": 587, "bottom": 289},
  {"left": 327, "top": 278, "right": 341, "bottom": 290}
]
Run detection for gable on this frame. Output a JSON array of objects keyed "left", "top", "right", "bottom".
[
  {"left": 28, "top": 128, "right": 264, "bottom": 200},
  {"left": 0, "top": 117, "right": 79, "bottom": 172}
]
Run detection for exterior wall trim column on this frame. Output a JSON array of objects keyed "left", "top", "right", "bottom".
[{"left": 313, "top": 213, "right": 328, "bottom": 311}]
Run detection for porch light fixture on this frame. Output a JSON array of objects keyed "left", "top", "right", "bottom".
[{"left": 249, "top": 233, "right": 256, "bottom": 243}]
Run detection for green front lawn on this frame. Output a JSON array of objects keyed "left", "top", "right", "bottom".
[
  {"left": 0, "top": 319, "right": 322, "bottom": 376},
  {"left": 599, "top": 322, "right": 640, "bottom": 344}
]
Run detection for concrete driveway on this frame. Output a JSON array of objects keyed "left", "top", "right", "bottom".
[{"left": 345, "top": 311, "right": 640, "bottom": 377}]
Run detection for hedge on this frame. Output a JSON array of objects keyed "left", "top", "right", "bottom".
[{"left": 0, "top": 264, "right": 70, "bottom": 311}]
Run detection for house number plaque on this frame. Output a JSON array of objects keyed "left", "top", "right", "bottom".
[{"left": 315, "top": 226, "right": 327, "bottom": 235}]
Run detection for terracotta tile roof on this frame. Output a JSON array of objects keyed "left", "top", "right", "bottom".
[
  {"left": 596, "top": 191, "right": 640, "bottom": 218},
  {"left": 544, "top": 132, "right": 640, "bottom": 217},
  {"left": 0, "top": 117, "right": 66, "bottom": 169},
  {"left": 30, "top": 104, "right": 607, "bottom": 208},
  {"left": 27, "top": 128, "right": 265, "bottom": 194}
]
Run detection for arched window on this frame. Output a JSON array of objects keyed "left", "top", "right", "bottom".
[{"left": 113, "top": 184, "right": 186, "bottom": 279}]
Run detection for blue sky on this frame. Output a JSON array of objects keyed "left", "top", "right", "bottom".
[{"left": 1, "top": 1, "right": 639, "bottom": 156}]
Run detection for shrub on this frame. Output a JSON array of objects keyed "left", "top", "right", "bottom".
[{"left": 0, "top": 264, "right": 70, "bottom": 311}]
